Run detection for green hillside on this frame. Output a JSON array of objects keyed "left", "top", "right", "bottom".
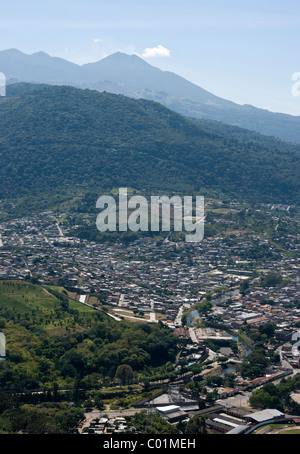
[
  {"left": 0, "top": 84, "right": 299, "bottom": 214},
  {"left": 0, "top": 280, "right": 177, "bottom": 392}
]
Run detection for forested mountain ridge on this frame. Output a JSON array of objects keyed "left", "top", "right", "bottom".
[
  {"left": 2, "top": 49, "right": 300, "bottom": 143},
  {"left": 0, "top": 84, "right": 299, "bottom": 212}
]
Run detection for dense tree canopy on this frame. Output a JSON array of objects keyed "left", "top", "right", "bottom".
[
  {"left": 0, "top": 85, "right": 299, "bottom": 217},
  {"left": 249, "top": 374, "right": 300, "bottom": 413}
]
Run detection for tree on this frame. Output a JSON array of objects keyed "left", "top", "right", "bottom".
[
  {"left": 249, "top": 384, "right": 284, "bottom": 412},
  {"left": 115, "top": 364, "right": 134, "bottom": 385},
  {"left": 94, "top": 396, "right": 104, "bottom": 411},
  {"left": 241, "top": 351, "right": 269, "bottom": 379},
  {"left": 240, "top": 280, "right": 249, "bottom": 296},
  {"left": 130, "top": 410, "right": 177, "bottom": 434},
  {"left": 183, "top": 415, "right": 207, "bottom": 434},
  {"left": 260, "top": 273, "right": 283, "bottom": 288},
  {"left": 259, "top": 322, "right": 276, "bottom": 339}
]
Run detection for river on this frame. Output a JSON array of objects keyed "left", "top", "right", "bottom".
[{"left": 221, "top": 334, "right": 253, "bottom": 375}]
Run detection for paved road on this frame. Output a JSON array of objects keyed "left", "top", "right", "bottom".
[{"left": 216, "top": 391, "right": 252, "bottom": 410}]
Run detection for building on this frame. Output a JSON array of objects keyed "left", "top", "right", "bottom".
[
  {"left": 155, "top": 405, "right": 190, "bottom": 424},
  {"left": 226, "top": 425, "right": 250, "bottom": 434},
  {"left": 245, "top": 409, "right": 284, "bottom": 425}
]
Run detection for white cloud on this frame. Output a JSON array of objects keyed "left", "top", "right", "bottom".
[
  {"left": 141, "top": 44, "right": 170, "bottom": 58},
  {"left": 93, "top": 38, "right": 102, "bottom": 43}
]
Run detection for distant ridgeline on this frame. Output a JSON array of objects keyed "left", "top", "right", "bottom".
[
  {"left": 2, "top": 49, "right": 300, "bottom": 143},
  {"left": 0, "top": 84, "right": 299, "bottom": 215}
]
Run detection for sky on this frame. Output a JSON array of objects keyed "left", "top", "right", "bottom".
[{"left": 1, "top": 0, "right": 300, "bottom": 115}]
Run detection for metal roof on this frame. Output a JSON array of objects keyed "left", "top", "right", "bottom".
[
  {"left": 156, "top": 405, "right": 180, "bottom": 414},
  {"left": 245, "top": 409, "right": 284, "bottom": 422},
  {"left": 226, "top": 425, "right": 250, "bottom": 434}
]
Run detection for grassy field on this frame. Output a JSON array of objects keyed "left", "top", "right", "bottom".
[
  {"left": 278, "top": 428, "right": 300, "bottom": 434},
  {"left": 0, "top": 279, "right": 100, "bottom": 343},
  {"left": 0, "top": 280, "right": 96, "bottom": 320},
  {"left": 0, "top": 280, "right": 106, "bottom": 388},
  {"left": 254, "top": 423, "right": 300, "bottom": 434}
]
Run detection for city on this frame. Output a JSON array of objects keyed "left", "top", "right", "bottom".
[{"left": 0, "top": 198, "right": 299, "bottom": 434}]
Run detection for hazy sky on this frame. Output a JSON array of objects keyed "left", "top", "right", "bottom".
[{"left": 1, "top": 0, "right": 300, "bottom": 115}]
